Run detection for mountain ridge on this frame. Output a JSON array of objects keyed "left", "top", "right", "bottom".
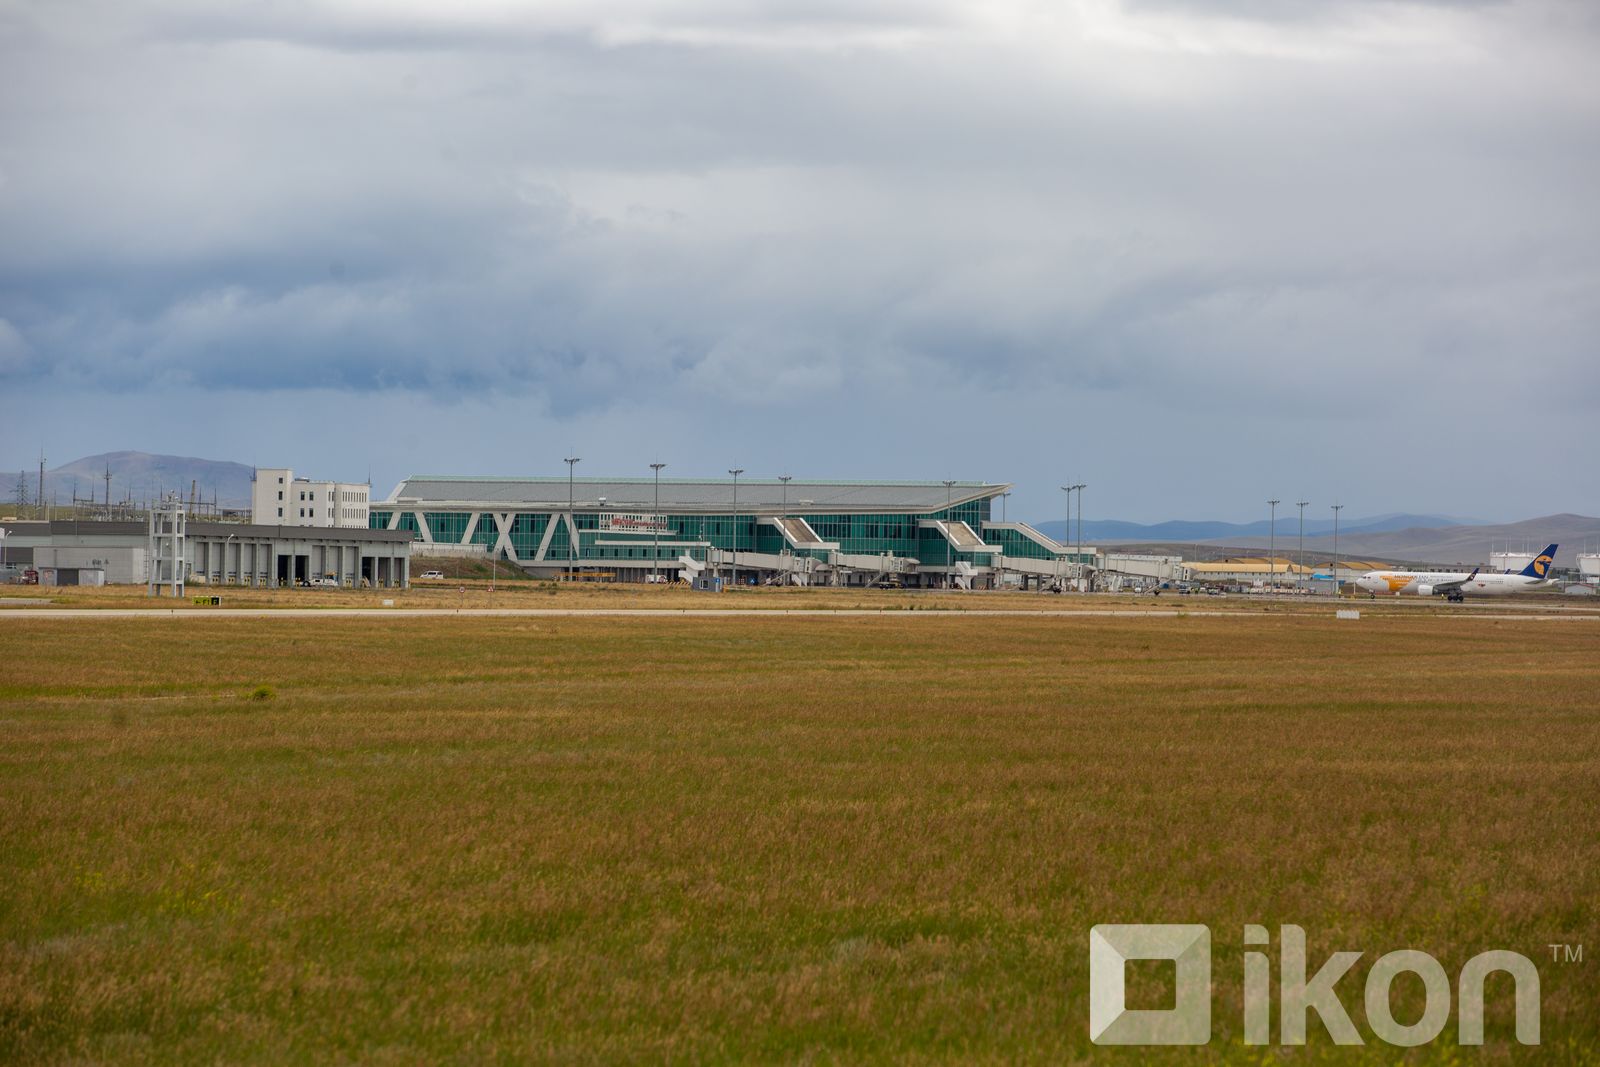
[
  {"left": 7, "top": 451, "right": 257, "bottom": 508},
  {"left": 1031, "top": 513, "right": 1474, "bottom": 543},
  {"left": 1037, "top": 514, "right": 1600, "bottom": 568}
]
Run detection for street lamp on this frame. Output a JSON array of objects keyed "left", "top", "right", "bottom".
[
  {"left": 942, "top": 479, "right": 957, "bottom": 587},
  {"left": 1296, "top": 500, "right": 1310, "bottom": 594},
  {"left": 1059, "top": 485, "right": 1073, "bottom": 586},
  {"left": 999, "top": 491, "right": 1011, "bottom": 523},
  {"left": 650, "top": 462, "right": 666, "bottom": 585},
  {"left": 564, "top": 456, "right": 580, "bottom": 582},
  {"left": 1331, "top": 503, "right": 1344, "bottom": 596},
  {"left": 728, "top": 468, "right": 743, "bottom": 587},
  {"left": 778, "top": 474, "right": 792, "bottom": 584},
  {"left": 1072, "top": 483, "right": 1086, "bottom": 580},
  {"left": 1267, "top": 499, "right": 1281, "bottom": 591}
]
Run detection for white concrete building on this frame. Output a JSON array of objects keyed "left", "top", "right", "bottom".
[
  {"left": 252, "top": 468, "right": 370, "bottom": 528},
  {"left": 4, "top": 519, "right": 411, "bottom": 588},
  {"left": 1490, "top": 550, "right": 1538, "bottom": 574}
]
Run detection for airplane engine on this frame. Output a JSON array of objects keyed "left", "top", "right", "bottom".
[{"left": 1415, "top": 583, "right": 1435, "bottom": 597}]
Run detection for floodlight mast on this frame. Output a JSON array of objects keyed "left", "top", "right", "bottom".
[
  {"left": 1331, "top": 503, "right": 1344, "bottom": 595},
  {"left": 1267, "top": 499, "right": 1281, "bottom": 590},
  {"left": 778, "top": 475, "right": 792, "bottom": 584},
  {"left": 728, "top": 468, "right": 744, "bottom": 587},
  {"left": 564, "top": 456, "right": 580, "bottom": 582},
  {"left": 1059, "top": 485, "right": 1072, "bottom": 586},
  {"left": 1072, "top": 484, "right": 1086, "bottom": 583},
  {"left": 1296, "top": 500, "right": 1310, "bottom": 593},
  {"left": 942, "top": 479, "right": 957, "bottom": 586},
  {"left": 650, "top": 463, "right": 667, "bottom": 585}
]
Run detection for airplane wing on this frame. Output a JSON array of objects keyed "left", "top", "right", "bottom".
[{"left": 1428, "top": 567, "right": 1479, "bottom": 595}]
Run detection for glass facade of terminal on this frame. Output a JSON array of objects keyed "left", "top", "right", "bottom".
[
  {"left": 366, "top": 479, "right": 1084, "bottom": 584},
  {"left": 369, "top": 500, "right": 1033, "bottom": 566}
]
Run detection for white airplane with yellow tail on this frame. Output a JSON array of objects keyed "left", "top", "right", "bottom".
[{"left": 1355, "top": 545, "right": 1558, "bottom": 601}]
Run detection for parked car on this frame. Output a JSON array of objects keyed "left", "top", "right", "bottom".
[
  {"left": 310, "top": 576, "right": 341, "bottom": 588},
  {"left": 420, "top": 569, "right": 446, "bottom": 580}
]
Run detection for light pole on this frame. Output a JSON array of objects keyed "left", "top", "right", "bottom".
[
  {"left": 999, "top": 491, "right": 1011, "bottom": 523},
  {"left": 1267, "top": 499, "right": 1280, "bottom": 591},
  {"left": 778, "top": 474, "right": 792, "bottom": 583},
  {"left": 728, "top": 468, "right": 743, "bottom": 587},
  {"left": 564, "top": 456, "right": 580, "bottom": 582},
  {"left": 1296, "top": 500, "right": 1309, "bottom": 594},
  {"left": 1059, "top": 485, "right": 1073, "bottom": 586},
  {"left": 1073, "top": 483, "right": 1086, "bottom": 580},
  {"left": 1331, "top": 503, "right": 1343, "bottom": 595},
  {"left": 942, "top": 479, "right": 957, "bottom": 587},
  {"left": 650, "top": 462, "right": 666, "bottom": 584}
]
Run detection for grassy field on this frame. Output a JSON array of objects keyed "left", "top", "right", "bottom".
[{"left": 1, "top": 612, "right": 1597, "bottom": 1063}]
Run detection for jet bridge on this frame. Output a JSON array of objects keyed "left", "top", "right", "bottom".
[
  {"left": 980, "top": 520, "right": 1096, "bottom": 589},
  {"left": 764, "top": 515, "right": 831, "bottom": 550},
  {"left": 920, "top": 518, "right": 994, "bottom": 553}
]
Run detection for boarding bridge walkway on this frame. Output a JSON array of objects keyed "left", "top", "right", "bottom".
[
  {"left": 767, "top": 515, "right": 830, "bottom": 549},
  {"left": 703, "top": 546, "right": 914, "bottom": 587},
  {"left": 979, "top": 521, "right": 1094, "bottom": 582},
  {"left": 981, "top": 520, "right": 1064, "bottom": 555},
  {"left": 981, "top": 521, "right": 1069, "bottom": 576},
  {"left": 920, "top": 519, "right": 997, "bottom": 558}
]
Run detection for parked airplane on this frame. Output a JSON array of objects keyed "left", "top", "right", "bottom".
[{"left": 1355, "top": 545, "right": 1558, "bottom": 601}]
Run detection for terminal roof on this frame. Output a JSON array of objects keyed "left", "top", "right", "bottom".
[{"left": 390, "top": 476, "right": 1008, "bottom": 512}]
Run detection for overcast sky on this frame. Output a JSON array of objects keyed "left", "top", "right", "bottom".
[{"left": 2, "top": 0, "right": 1596, "bottom": 522}]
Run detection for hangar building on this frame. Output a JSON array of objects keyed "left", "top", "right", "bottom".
[{"left": 2, "top": 519, "right": 412, "bottom": 589}]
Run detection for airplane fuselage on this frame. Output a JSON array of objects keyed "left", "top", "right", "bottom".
[{"left": 1354, "top": 571, "right": 1553, "bottom": 597}]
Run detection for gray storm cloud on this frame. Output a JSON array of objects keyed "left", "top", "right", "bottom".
[{"left": 0, "top": 0, "right": 1596, "bottom": 519}]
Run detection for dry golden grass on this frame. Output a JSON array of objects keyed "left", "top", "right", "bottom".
[{"left": 1, "top": 613, "right": 1596, "bottom": 1063}]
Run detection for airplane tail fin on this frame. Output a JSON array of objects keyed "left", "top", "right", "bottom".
[{"left": 1519, "top": 545, "right": 1558, "bottom": 579}]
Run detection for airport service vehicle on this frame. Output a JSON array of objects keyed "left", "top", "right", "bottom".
[
  {"left": 1355, "top": 545, "right": 1558, "bottom": 601},
  {"left": 420, "top": 570, "right": 445, "bottom": 580}
]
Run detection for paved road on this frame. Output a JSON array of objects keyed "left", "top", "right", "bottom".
[{"left": 2, "top": 607, "right": 1596, "bottom": 622}]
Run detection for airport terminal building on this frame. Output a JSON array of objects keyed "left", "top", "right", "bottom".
[{"left": 374, "top": 475, "right": 1092, "bottom": 588}]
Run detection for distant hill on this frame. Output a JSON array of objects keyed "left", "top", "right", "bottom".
[
  {"left": 9, "top": 451, "right": 257, "bottom": 508},
  {"left": 1214, "top": 514, "right": 1600, "bottom": 569},
  {"left": 1030, "top": 512, "right": 1597, "bottom": 567},
  {"left": 1033, "top": 513, "right": 1471, "bottom": 544}
]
